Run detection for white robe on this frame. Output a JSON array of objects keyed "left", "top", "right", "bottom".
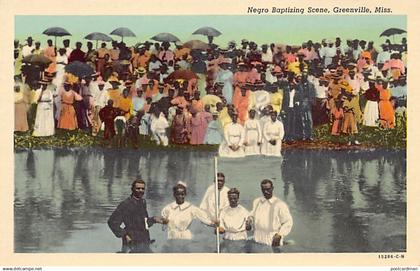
[
  {"left": 261, "top": 120, "right": 284, "bottom": 157},
  {"left": 161, "top": 201, "right": 212, "bottom": 240},
  {"left": 244, "top": 119, "right": 262, "bottom": 156},
  {"left": 150, "top": 113, "right": 169, "bottom": 146},
  {"left": 250, "top": 196, "right": 293, "bottom": 246},
  {"left": 199, "top": 185, "right": 230, "bottom": 221},
  {"left": 218, "top": 122, "right": 245, "bottom": 158},
  {"left": 253, "top": 90, "right": 271, "bottom": 115},
  {"left": 33, "top": 89, "right": 55, "bottom": 137},
  {"left": 220, "top": 205, "right": 250, "bottom": 241}
]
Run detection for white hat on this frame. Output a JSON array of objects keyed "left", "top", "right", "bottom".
[{"left": 177, "top": 181, "right": 187, "bottom": 188}]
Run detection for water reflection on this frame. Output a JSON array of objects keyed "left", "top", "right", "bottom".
[{"left": 14, "top": 148, "right": 406, "bottom": 253}]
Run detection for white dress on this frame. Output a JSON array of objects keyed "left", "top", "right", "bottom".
[
  {"left": 161, "top": 201, "right": 212, "bottom": 240},
  {"left": 363, "top": 101, "right": 379, "bottom": 127},
  {"left": 250, "top": 196, "right": 293, "bottom": 246},
  {"left": 33, "top": 89, "right": 55, "bottom": 137},
  {"left": 219, "top": 205, "right": 250, "bottom": 241},
  {"left": 261, "top": 120, "right": 284, "bottom": 157},
  {"left": 150, "top": 113, "right": 169, "bottom": 146},
  {"left": 244, "top": 119, "right": 262, "bottom": 156},
  {"left": 199, "top": 185, "right": 230, "bottom": 221},
  {"left": 218, "top": 123, "right": 245, "bottom": 158}
]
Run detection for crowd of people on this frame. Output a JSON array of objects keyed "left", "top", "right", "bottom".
[
  {"left": 108, "top": 173, "right": 292, "bottom": 253},
  {"left": 14, "top": 34, "right": 407, "bottom": 155}
]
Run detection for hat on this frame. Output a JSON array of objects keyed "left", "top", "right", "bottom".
[
  {"left": 241, "top": 39, "right": 249, "bottom": 44},
  {"left": 135, "top": 67, "right": 147, "bottom": 75},
  {"left": 220, "top": 58, "right": 232, "bottom": 64},
  {"left": 272, "top": 65, "right": 282, "bottom": 74},
  {"left": 361, "top": 51, "right": 372, "bottom": 59},
  {"left": 340, "top": 81, "right": 353, "bottom": 93},
  {"left": 177, "top": 181, "right": 187, "bottom": 188},
  {"left": 125, "top": 80, "right": 133, "bottom": 86}
]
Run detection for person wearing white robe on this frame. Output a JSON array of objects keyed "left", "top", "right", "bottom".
[
  {"left": 150, "top": 111, "right": 169, "bottom": 146},
  {"left": 244, "top": 109, "right": 262, "bottom": 156},
  {"left": 33, "top": 80, "right": 55, "bottom": 137},
  {"left": 199, "top": 172, "right": 230, "bottom": 221},
  {"left": 248, "top": 179, "right": 293, "bottom": 247},
  {"left": 261, "top": 111, "right": 284, "bottom": 157},
  {"left": 161, "top": 182, "right": 214, "bottom": 240},
  {"left": 219, "top": 188, "right": 250, "bottom": 241},
  {"left": 215, "top": 62, "right": 234, "bottom": 104},
  {"left": 218, "top": 114, "right": 245, "bottom": 158},
  {"left": 253, "top": 89, "right": 271, "bottom": 117}
]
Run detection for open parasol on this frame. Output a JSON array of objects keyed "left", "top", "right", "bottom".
[
  {"left": 84, "top": 32, "right": 113, "bottom": 48},
  {"left": 42, "top": 27, "right": 71, "bottom": 46},
  {"left": 151, "top": 33, "right": 180, "bottom": 43},
  {"left": 192, "top": 27, "right": 222, "bottom": 44},
  {"left": 65, "top": 61, "right": 94, "bottom": 79},
  {"left": 110, "top": 27, "right": 136, "bottom": 42}
]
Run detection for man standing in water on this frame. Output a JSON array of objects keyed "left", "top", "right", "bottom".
[
  {"left": 200, "top": 172, "right": 230, "bottom": 221},
  {"left": 248, "top": 179, "right": 293, "bottom": 249},
  {"left": 108, "top": 179, "right": 166, "bottom": 253}
]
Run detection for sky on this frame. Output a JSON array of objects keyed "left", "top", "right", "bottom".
[{"left": 15, "top": 15, "right": 406, "bottom": 49}]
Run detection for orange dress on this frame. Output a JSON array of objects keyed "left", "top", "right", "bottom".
[
  {"left": 331, "top": 107, "right": 344, "bottom": 135},
  {"left": 107, "top": 88, "right": 121, "bottom": 108},
  {"left": 379, "top": 88, "right": 395, "bottom": 129},
  {"left": 44, "top": 46, "right": 56, "bottom": 74},
  {"left": 118, "top": 96, "right": 133, "bottom": 120},
  {"left": 233, "top": 87, "right": 251, "bottom": 125},
  {"left": 58, "top": 91, "right": 81, "bottom": 130}
]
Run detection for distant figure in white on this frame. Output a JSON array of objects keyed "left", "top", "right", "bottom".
[
  {"left": 248, "top": 179, "right": 293, "bottom": 246},
  {"left": 243, "top": 109, "right": 262, "bottom": 156},
  {"left": 161, "top": 181, "right": 216, "bottom": 240},
  {"left": 218, "top": 113, "right": 245, "bottom": 158},
  {"left": 150, "top": 109, "right": 169, "bottom": 146},
  {"left": 261, "top": 111, "right": 284, "bottom": 157},
  {"left": 200, "top": 172, "right": 230, "bottom": 221}
]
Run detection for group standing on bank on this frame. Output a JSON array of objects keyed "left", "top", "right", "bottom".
[{"left": 14, "top": 32, "right": 407, "bottom": 153}]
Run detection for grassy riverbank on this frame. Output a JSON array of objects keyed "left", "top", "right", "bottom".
[{"left": 14, "top": 114, "right": 406, "bottom": 151}]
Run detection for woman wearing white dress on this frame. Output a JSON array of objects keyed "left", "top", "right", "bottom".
[
  {"left": 218, "top": 114, "right": 246, "bottom": 158},
  {"left": 261, "top": 111, "right": 284, "bottom": 157},
  {"left": 161, "top": 182, "right": 215, "bottom": 240},
  {"left": 33, "top": 79, "right": 55, "bottom": 137},
  {"left": 244, "top": 109, "right": 262, "bottom": 156}
]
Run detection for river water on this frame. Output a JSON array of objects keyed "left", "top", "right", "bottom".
[{"left": 14, "top": 148, "right": 406, "bottom": 253}]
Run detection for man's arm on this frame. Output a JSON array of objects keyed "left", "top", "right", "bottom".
[{"left": 107, "top": 202, "right": 126, "bottom": 238}]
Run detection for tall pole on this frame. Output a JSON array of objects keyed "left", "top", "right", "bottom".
[{"left": 214, "top": 156, "right": 220, "bottom": 254}]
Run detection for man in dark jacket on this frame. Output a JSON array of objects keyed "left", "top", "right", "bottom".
[{"left": 108, "top": 179, "right": 167, "bottom": 253}]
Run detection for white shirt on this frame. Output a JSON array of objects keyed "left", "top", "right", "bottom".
[
  {"left": 220, "top": 205, "right": 250, "bottom": 241},
  {"left": 161, "top": 201, "right": 212, "bottom": 240},
  {"left": 150, "top": 113, "right": 169, "bottom": 134},
  {"left": 200, "top": 185, "right": 230, "bottom": 220},
  {"left": 377, "top": 51, "right": 391, "bottom": 64},
  {"left": 22, "top": 45, "right": 35, "bottom": 57},
  {"left": 250, "top": 196, "right": 293, "bottom": 246},
  {"left": 261, "top": 51, "right": 273, "bottom": 63},
  {"left": 289, "top": 89, "right": 296, "bottom": 108}
]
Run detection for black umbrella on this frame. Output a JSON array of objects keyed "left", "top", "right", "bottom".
[
  {"left": 380, "top": 28, "right": 406, "bottom": 42},
  {"left": 84, "top": 32, "right": 113, "bottom": 49},
  {"left": 22, "top": 54, "right": 52, "bottom": 67},
  {"left": 110, "top": 27, "right": 136, "bottom": 42},
  {"left": 65, "top": 61, "right": 94, "bottom": 79},
  {"left": 42, "top": 27, "right": 71, "bottom": 46},
  {"left": 151, "top": 33, "right": 180, "bottom": 43},
  {"left": 192, "top": 26, "right": 222, "bottom": 44}
]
